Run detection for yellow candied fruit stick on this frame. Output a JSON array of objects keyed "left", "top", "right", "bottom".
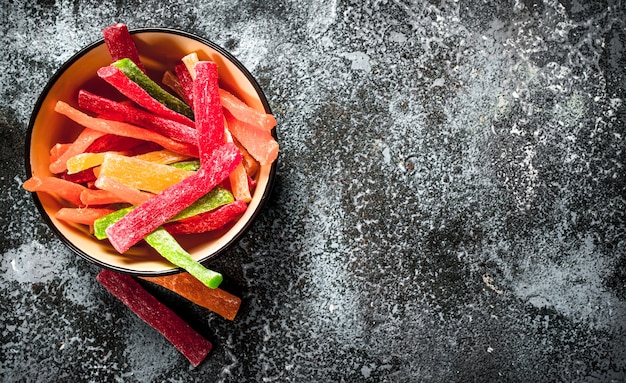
[
  {"left": 133, "top": 149, "right": 192, "bottom": 165},
  {"left": 182, "top": 52, "right": 200, "bottom": 79},
  {"left": 66, "top": 151, "right": 122, "bottom": 174},
  {"left": 99, "top": 153, "right": 193, "bottom": 194}
]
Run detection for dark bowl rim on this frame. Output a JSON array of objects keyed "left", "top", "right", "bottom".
[{"left": 24, "top": 27, "right": 278, "bottom": 276}]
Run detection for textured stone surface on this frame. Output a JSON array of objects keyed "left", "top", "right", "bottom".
[{"left": 1, "top": 0, "right": 625, "bottom": 382}]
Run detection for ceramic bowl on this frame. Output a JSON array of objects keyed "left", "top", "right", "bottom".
[{"left": 25, "top": 28, "right": 276, "bottom": 275}]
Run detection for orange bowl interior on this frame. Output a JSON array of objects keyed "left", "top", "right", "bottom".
[{"left": 27, "top": 29, "right": 275, "bottom": 275}]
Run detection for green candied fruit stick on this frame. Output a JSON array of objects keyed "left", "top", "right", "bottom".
[
  {"left": 144, "top": 227, "right": 223, "bottom": 288},
  {"left": 93, "top": 186, "right": 234, "bottom": 239},
  {"left": 112, "top": 58, "right": 194, "bottom": 120},
  {"left": 170, "top": 159, "right": 201, "bottom": 171},
  {"left": 94, "top": 206, "right": 135, "bottom": 240},
  {"left": 171, "top": 186, "right": 234, "bottom": 221}
]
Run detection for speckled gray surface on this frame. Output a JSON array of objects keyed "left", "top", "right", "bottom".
[{"left": 1, "top": 0, "right": 625, "bottom": 382}]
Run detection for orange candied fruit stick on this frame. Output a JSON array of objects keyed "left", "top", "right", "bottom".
[
  {"left": 50, "top": 143, "right": 71, "bottom": 164},
  {"left": 140, "top": 273, "right": 242, "bottom": 321},
  {"left": 224, "top": 109, "right": 278, "bottom": 166},
  {"left": 225, "top": 127, "right": 251, "bottom": 202},
  {"left": 98, "top": 153, "right": 193, "bottom": 194},
  {"left": 218, "top": 88, "right": 277, "bottom": 132},
  {"left": 49, "top": 128, "right": 107, "bottom": 174},
  {"left": 55, "top": 207, "right": 116, "bottom": 225},
  {"left": 23, "top": 176, "right": 87, "bottom": 207},
  {"left": 80, "top": 188, "right": 125, "bottom": 206},
  {"left": 94, "top": 175, "right": 153, "bottom": 206},
  {"left": 54, "top": 101, "right": 199, "bottom": 158}
]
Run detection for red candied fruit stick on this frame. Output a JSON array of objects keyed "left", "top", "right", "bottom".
[
  {"left": 97, "top": 65, "right": 195, "bottom": 128},
  {"left": 164, "top": 200, "right": 248, "bottom": 235},
  {"left": 85, "top": 134, "right": 145, "bottom": 153},
  {"left": 105, "top": 143, "right": 242, "bottom": 253},
  {"left": 175, "top": 63, "right": 194, "bottom": 107},
  {"left": 78, "top": 90, "right": 198, "bottom": 145},
  {"left": 102, "top": 23, "right": 146, "bottom": 74},
  {"left": 194, "top": 61, "right": 224, "bottom": 165},
  {"left": 96, "top": 269, "right": 212, "bottom": 367}
]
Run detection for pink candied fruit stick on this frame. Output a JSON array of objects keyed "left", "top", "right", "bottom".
[
  {"left": 97, "top": 65, "right": 195, "bottom": 128},
  {"left": 78, "top": 90, "right": 198, "bottom": 145},
  {"left": 193, "top": 61, "right": 224, "bottom": 165},
  {"left": 105, "top": 142, "right": 242, "bottom": 253},
  {"left": 102, "top": 23, "right": 146, "bottom": 73},
  {"left": 96, "top": 269, "right": 212, "bottom": 367},
  {"left": 175, "top": 63, "right": 195, "bottom": 107}
]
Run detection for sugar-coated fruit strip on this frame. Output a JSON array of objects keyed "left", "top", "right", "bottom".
[
  {"left": 66, "top": 152, "right": 122, "bottom": 174},
  {"left": 78, "top": 90, "right": 198, "bottom": 145},
  {"left": 93, "top": 186, "right": 234, "bottom": 239},
  {"left": 140, "top": 273, "right": 241, "bottom": 320},
  {"left": 133, "top": 149, "right": 191, "bottom": 165},
  {"left": 61, "top": 168, "right": 97, "bottom": 185},
  {"left": 84, "top": 134, "right": 145, "bottom": 154},
  {"left": 94, "top": 175, "right": 153, "bottom": 206},
  {"left": 50, "top": 143, "right": 71, "bottom": 163},
  {"left": 174, "top": 63, "right": 194, "bottom": 107},
  {"left": 105, "top": 143, "right": 242, "bottom": 253},
  {"left": 224, "top": 109, "right": 279, "bottom": 165},
  {"left": 225, "top": 128, "right": 251, "bottom": 202},
  {"left": 96, "top": 269, "right": 213, "bottom": 367},
  {"left": 112, "top": 58, "right": 194, "bottom": 120},
  {"left": 144, "top": 227, "right": 223, "bottom": 288},
  {"left": 162, "top": 70, "right": 190, "bottom": 104},
  {"left": 79, "top": 188, "right": 124, "bottom": 206},
  {"left": 97, "top": 65, "right": 195, "bottom": 127},
  {"left": 102, "top": 23, "right": 146, "bottom": 74},
  {"left": 49, "top": 128, "right": 107, "bottom": 174},
  {"left": 55, "top": 101, "right": 198, "bottom": 158},
  {"left": 23, "top": 176, "right": 87, "bottom": 207},
  {"left": 194, "top": 61, "right": 224, "bottom": 165},
  {"left": 219, "top": 88, "right": 277, "bottom": 132},
  {"left": 181, "top": 52, "right": 200, "bottom": 79},
  {"left": 55, "top": 207, "right": 116, "bottom": 225},
  {"left": 164, "top": 200, "right": 248, "bottom": 235},
  {"left": 98, "top": 153, "right": 193, "bottom": 194}
]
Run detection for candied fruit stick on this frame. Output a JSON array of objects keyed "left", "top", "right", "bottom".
[
  {"left": 62, "top": 168, "right": 97, "bottom": 185},
  {"left": 84, "top": 134, "right": 144, "bottom": 153},
  {"left": 96, "top": 269, "right": 213, "bottom": 367},
  {"left": 194, "top": 61, "right": 224, "bottom": 164},
  {"left": 78, "top": 90, "right": 198, "bottom": 145},
  {"left": 55, "top": 101, "right": 198, "bottom": 158},
  {"left": 23, "top": 176, "right": 86, "bottom": 207},
  {"left": 225, "top": 128, "right": 251, "bottom": 202},
  {"left": 181, "top": 52, "right": 200, "bottom": 79},
  {"left": 224, "top": 109, "right": 278, "bottom": 166},
  {"left": 145, "top": 228, "right": 223, "bottom": 288},
  {"left": 50, "top": 143, "right": 71, "bottom": 163},
  {"left": 93, "top": 186, "right": 233, "bottom": 239},
  {"left": 66, "top": 151, "right": 124, "bottom": 174},
  {"left": 133, "top": 149, "right": 191, "bottom": 165},
  {"left": 164, "top": 200, "right": 248, "bottom": 235},
  {"left": 79, "top": 188, "right": 125, "bottom": 206},
  {"left": 49, "top": 128, "right": 107, "bottom": 174},
  {"left": 236, "top": 137, "right": 260, "bottom": 179},
  {"left": 174, "top": 63, "right": 194, "bottom": 106},
  {"left": 94, "top": 175, "right": 153, "bottom": 206},
  {"left": 98, "top": 65, "right": 195, "bottom": 127},
  {"left": 219, "top": 88, "right": 277, "bottom": 132},
  {"left": 140, "top": 273, "right": 241, "bottom": 320},
  {"left": 170, "top": 159, "right": 200, "bottom": 171},
  {"left": 162, "top": 70, "right": 190, "bottom": 104},
  {"left": 102, "top": 23, "right": 146, "bottom": 73},
  {"left": 99, "top": 153, "right": 193, "bottom": 194},
  {"left": 55, "top": 207, "right": 116, "bottom": 225},
  {"left": 112, "top": 58, "right": 194, "bottom": 120},
  {"left": 105, "top": 143, "right": 242, "bottom": 253}
]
